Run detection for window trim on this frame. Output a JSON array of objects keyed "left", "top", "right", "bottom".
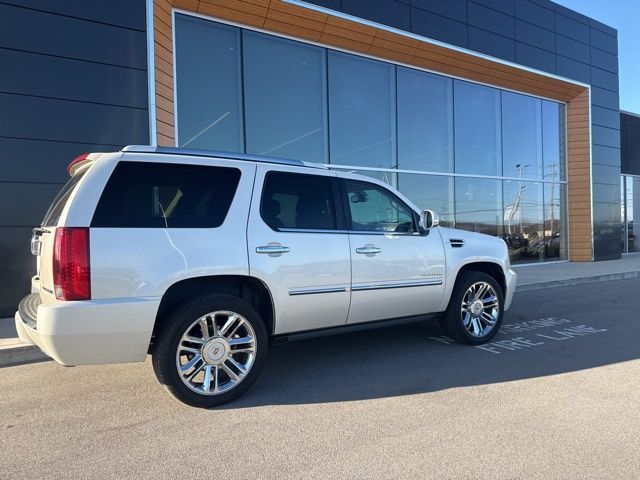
[
  {"left": 259, "top": 170, "right": 346, "bottom": 233},
  {"left": 340, "top": 178, "right": 420, "bottom": 235}
]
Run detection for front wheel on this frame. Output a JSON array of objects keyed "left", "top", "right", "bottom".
[
  {"left": 152, "top": 294, "right": 268, "bottom": 408},
  {"left": 441, "top": 272, "right": 504, "bottom": 345}
]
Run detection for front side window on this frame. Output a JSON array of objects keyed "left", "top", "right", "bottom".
[
  {"left": 345, "top": 180, "right": 416, "bottom": 233},
  {"left": 260, "top": 172, "right": 337, "bottom": 231},
  {"left": 91, "top": 162, "right": 241, "bottom": 228}
]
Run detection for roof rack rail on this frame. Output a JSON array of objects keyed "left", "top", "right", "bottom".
[{"left": 121, "top": 145, "right": 326, "bottom": 169}]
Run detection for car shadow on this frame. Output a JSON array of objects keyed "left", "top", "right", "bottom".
[{"left": 221, "top": 278, "right": 640, "bottom": 409}]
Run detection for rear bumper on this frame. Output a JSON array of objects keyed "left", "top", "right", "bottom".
[
  {"left": 504, "top": 268, "right": 517, "bottom": 311},
  {"left": 15, "top": 294, "right": 160, "bottom": 366}
]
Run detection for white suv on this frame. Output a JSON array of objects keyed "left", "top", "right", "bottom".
[{"left": 16, "top": 146, "right": 516, "bottom": 407}]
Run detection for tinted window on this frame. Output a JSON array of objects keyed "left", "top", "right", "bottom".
[
  {"left": 91, "top": 162, "right": 241, "bottom": 228},
  {"left": 345, "top": 180, "right": 416, "bottom": 233},
  {"left": 42, "top": 169, "right": 88, "bottom": 226},
  {"left": 502, "top": 91, "right": 542, "bottom": 180},
  {"left": 261, "top": 172, "right": 337, "bottom": 230}
]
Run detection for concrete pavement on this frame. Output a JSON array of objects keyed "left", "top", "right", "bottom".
[{"left": 1, "top": 278, "right": 639, "bottom": 479}]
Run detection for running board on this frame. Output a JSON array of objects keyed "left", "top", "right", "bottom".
[{"left": 270, "top": 313, "right": 442, "bottom": 345}]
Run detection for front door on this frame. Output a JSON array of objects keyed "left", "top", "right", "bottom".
[
  {"left": 342, "top": 178, "right": 446, "bottom": 324},
  {"left": 248, "top": 165, "right": 351, "bottom": 334}
]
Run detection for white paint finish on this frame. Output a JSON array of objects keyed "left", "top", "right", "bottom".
[
  {"left": 15, "top": 296, "right": 160, "bottom": 365},
  {"left": 346, "top": 229, "right": 446, "bottom": 323},
  {"left": 248, "top": 164, "right": 351, "bottom": 334}
]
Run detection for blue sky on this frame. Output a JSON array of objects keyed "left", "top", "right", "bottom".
[{"left": 554, "top": 0, "right": 640, "bottom": 113}]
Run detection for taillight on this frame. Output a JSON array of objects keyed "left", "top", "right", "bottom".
[{"left": 53, "top": 227, "right": 91, "bottom": 301}]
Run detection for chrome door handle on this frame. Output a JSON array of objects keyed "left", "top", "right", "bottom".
[
  {"left": 356, "top": 245, "right": 382, "bottom": 255},
  {"left": 256, "top": 245, "right": 290, "bottom": 255}
]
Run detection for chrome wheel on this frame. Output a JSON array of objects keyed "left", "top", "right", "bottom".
[
  {"left": 175, "top": 310, "right": 257, "bottom": 395},
  {"left": 461, "top": 281, "right": 500, "bottom": 338}
]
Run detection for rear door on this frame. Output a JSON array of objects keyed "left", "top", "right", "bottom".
[
  {"left": 248, "top": 165, "right": 351, "bottom": 334},
  {"left": 341, "top": 177, "right": 446, "bottom": 324}
]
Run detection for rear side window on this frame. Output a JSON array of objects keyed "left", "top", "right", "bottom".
[
  {"left": 91, "top": 162, "right": 241, "bottom": 228},
  {"left": 260, "top": 172, "right": 337, "bottom": 230},
  {"left": 42, "top": 169, "right": 88, "bottom": 226}
]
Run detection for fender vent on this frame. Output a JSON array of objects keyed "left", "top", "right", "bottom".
[{"left": 449, "top": 238, "right": 466, "bottom": 248}]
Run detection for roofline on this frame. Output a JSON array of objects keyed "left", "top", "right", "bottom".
[{"left": 121, "top": 145, "right": 328, "bottom": 169}]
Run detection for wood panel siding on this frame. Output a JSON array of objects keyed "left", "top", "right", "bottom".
[{"left": 153, "top": 0, "right": 593, "bottom": 261}]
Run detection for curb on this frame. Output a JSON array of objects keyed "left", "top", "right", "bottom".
[
  {"left": 0, "top": 341, "right": 49, "bottom": 367},
  {"left": 516, "top": 270, "right": 640, "bottom": 293}
]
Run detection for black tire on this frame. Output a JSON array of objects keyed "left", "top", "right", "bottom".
[
  {"left": 442, "top": 271, "right": 504, "bottom": 345},
  {"left": 152, "top": 294, "right": 268, "bottom": 408}
]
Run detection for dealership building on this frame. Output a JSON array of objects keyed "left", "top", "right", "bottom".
[{"left": 0, "top": 0, "right": 638, "bottom": 314}]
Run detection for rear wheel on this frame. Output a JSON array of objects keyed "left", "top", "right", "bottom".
[
  {"left": 441, "top": 271, "right": 504, "bottom": 345},
  {"left": 152, "top": 294, "right": 268, "bottom": 408}
]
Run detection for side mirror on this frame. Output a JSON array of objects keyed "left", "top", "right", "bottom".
[{"left": 421, "top": 209, "right": 440, "bottom": 229}]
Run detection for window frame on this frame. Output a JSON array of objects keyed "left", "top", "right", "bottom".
[
  {"left": 259, "top": 170, "right": 346, "bottom": 233},
  {"left": 338, "top": 178, "right": 421, "bottom": 235}
]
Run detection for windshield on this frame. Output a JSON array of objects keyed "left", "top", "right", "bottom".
[{"left": 41, "top": 169, "right": 88, "bottom": 226}]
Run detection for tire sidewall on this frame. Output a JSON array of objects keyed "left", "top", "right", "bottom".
[
  {"left": 446, "top": 272, "right": 505, "bottom": 345},
  {"left": 153, "top": 294, "right": 268, "bottom": 408}
]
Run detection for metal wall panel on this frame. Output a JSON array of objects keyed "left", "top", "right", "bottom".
[
  {"left": 621, "top": 113, "right": 640, "bottom": 177},
  {"left": 0, "top": 1, "right": 147, "bottom": 315}
]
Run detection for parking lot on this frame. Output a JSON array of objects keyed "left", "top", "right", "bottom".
[{"left": 1, "top": 278, "right": 639, "bottom": 479}]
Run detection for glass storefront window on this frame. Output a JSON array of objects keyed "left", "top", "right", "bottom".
[
  {"left": 502, "top": 92, "right": 543, "bottom": 180},
  {"left": 174, "top": 14, "right": 568, "bottom": 264},
  {"left": 454, "top": 81, "right": 502, "bottom": 176},
  {"left": 503, "top": 180, "right": 544, "bottom": 262},
  {"left": 622, "top": 176, "right": 638, "bottom": 253},
  {"left": 398, "top": 174, "right": 454, "bottom": 227},
  {"left": 543, "top": 101, "right": 567, "bottom": 182},
  {"left": 328, "top": 51, "right": 396, "bottom": 169},
  {"left": 243, "top": 31, "right": 327, "bottom": 163},
  {"left": 455, "top": 178, "right": 503, "bottom": 237},
  {"left": 174, "top": 14, "right": 243, "bottom": 151},
  {"left": 397, "top": 68, "right": 453, "bottom": 173}
]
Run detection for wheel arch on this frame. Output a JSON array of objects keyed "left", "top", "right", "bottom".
[
  {"left": 150, "top": 275, "right": 275, "bottom": 350},
  {"left": 452, "top": 261, "right": 507, "bottom": 299}
]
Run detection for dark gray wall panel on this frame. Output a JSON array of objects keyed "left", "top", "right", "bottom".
[
  {"left": 555, "top": 14, "right": 589, "bottom": 43},
  {"left": 0, "top": 269, "right": 35, "bottom": 314},
  {"left": 516, "top": 42, "right": 555, "bottom": 72},
  {"left": 555, "top": 55, "right": 590, "bottom": 83},
  {"left": 468, "top": 3, "right": 515, "bottom": 38},
  {"left": 593, "top": 145, "right": 621, "bottom": 168},
  {"left": 590, "top": 28, "right": 618, "bottom": 55},
  {"left": 0, "top": 93, "right": 148, "bottom": 145},
  {"left": 590, "top": 18, "right": 617, "bottom": 37},
  {"left": 592, "top": 125, "right": 621, "bottom": 149},
  {"left": 411, "top": 0, "right": 467, "bottom": 22},
  {"left": 0, "top": 138, "right": 121, "bottom": 183},
  {"left": 590, "top": 48, "right": 618, "bottom": 74},
  {"left": 0, "top": 49, "right": 148, "bottom": 109},
  {"left": 515, "top": 19, "right": 555, "bottom": 52},
  {"left": 0, "top": 227, "right": 36, "bottom": 272},
  {"left": 342, "top": 0, "right": 410, "bottom": 30},
  {"left": 590, "top": 67, "right": 619, "bottom": 92},
  {"left": 621, "top": 113, "right": 640, "bottom": 176},
  {"left": 514, "top": 0, "right": 555, "bottom": 31},
  {"left": 592, "top": 106, "right": 621, "bottom": 130},
  {"left": 0, "top": 182, "right": 62, "bottom": 227},
  {"left": 0, "top": 3, "right": 147, "bottom": 69},
  {"left": 554, "top": 4, "right": 590, "bottom": 26},
  {"left": 411, "top": 8, "right": 468, "bottom": 48},
  {"left": 469, "top": 0, "right": 515, "bottom": 16},
  {"left": 591, "top": 163, "right": 620, "bottom": 188},
  {"left": 591, "top": 87, "right": 620, "bottom": 110},
  {"left": 555, "top": 35, "right": 589, "bottom": 64},
  {"left": 0, "top": 0, "right": 146, "bottom": 31},
  {"left": 468, "top": 26, "right": 515, "bottom": 61}
]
